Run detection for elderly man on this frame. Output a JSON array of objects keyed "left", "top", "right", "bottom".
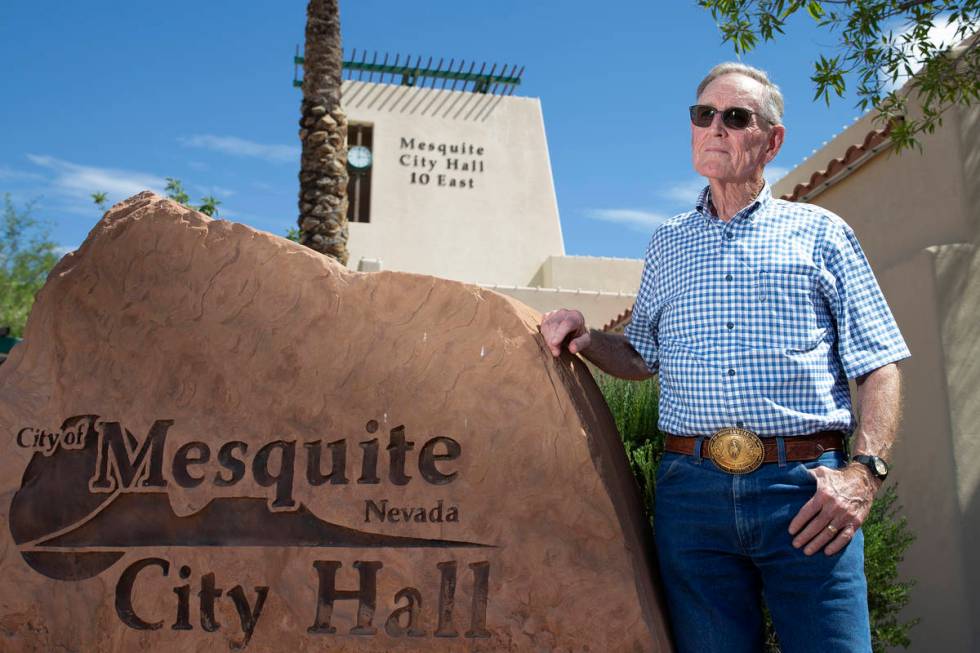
[{"left": 540, "top": 62, "right": 909, "bottom": 652}]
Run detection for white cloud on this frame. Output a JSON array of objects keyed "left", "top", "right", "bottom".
[
  {"left": 659, "top": 177, "right": 707, "bottom": 205},
  {"left": 179, "top": 134, "right": 298, "bottom": 163},
  {"left": 585, "top": 208, "right": 669, "bottom": 232},
  {"left": 54, "top": 244, "right": 79, "bottom": 257},
  {"left": 765, "top": 166, "right": 790, "bottom": 183},
  {"left": 0, "top": 165, "right": 45, "bottom": 183},
  {"left": 659, "top": 170, "right": 788, "bottom": 201},
  {"left": 26, "top": 154, "right": 165, "bottom": 202},
  {"left": 193, "top": 184, "right": 236, "bottom": 198},
  {"left": 252, "top": 181, "right": 278, "bottom": 193},
  {"left": 881, "top": 15, "right": 972, "bottom": 92}
]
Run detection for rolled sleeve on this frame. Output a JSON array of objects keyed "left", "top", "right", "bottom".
[
  {"left": 822, "top": 223, "right": 910, "bottom": 379},
  {"left": 624, "top": 247, "right": 660, "bottom": 374}
]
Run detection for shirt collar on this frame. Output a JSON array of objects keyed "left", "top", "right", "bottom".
[{"left": 695, "top": 179, "right": 774, "bottom": 225}]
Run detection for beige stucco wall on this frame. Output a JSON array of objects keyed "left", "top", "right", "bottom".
[
  {"left": 876, "top": 252, "right": 973, "bottom": 652},
  {"left": 532, "top": 255, "right": 644, "bottom": 294},
  {"left": 775, "top": 100, "right": 980, "bottom": 652},
  {"left": 341, "top": 80, "right": 565, "bottom": 287}
]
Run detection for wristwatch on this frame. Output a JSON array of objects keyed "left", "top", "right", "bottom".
[{"left": 851, "top": 454, "right": 890, "bottom": 481}]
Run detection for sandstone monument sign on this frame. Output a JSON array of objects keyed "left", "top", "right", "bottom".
[{"left": 0, "top": 193, "right": 671, "bottom": 651}]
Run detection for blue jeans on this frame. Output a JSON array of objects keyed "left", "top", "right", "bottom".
[{"left": 654, "top": 447, "right": 871, "bottom": 653}]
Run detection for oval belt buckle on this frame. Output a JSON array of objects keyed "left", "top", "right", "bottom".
[{"left": 707, "top": 427, "right": 765, "bottom": 474}]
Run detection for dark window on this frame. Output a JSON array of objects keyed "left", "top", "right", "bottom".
[{"left": 347, "top": 123, "right": 373, "bottom": 223}]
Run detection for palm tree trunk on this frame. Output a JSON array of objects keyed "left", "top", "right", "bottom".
[{"left": 298, "top": 0, "right": 349, "bottom": 265}]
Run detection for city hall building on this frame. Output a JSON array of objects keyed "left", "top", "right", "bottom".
[{"left": 322, "top": 56, "right": 642, "bottom": 330}]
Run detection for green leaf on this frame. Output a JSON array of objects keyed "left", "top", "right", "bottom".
[
  {"left": 806, "top": 0, "right": 824, "bottom": 20},
  {"left": 198, "top": 195, "right": 221, "bottom": 218},
  {"left": 164, "top": 177, "right": 191, "bottom": 206}
]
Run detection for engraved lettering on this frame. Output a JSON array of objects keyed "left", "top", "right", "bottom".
[
  {"left": 116, "top": 557, "right": 169, "bottom": 630},
  {"left": 215, "top": 441, "right": 247, "bottom": 486},
  {"left": 173, "top": 442, "right": 210, "bottom": 488},
  {"left": 227, "top": 585, "right": 269, "bottom": 647},
  {"left": 90, "top": 420, "right": 172, "bottom": 492},
  {"left": 435, "top": 561, "right": 458, "bottom": 637},
  {"left": 385, "top": 587, "right": 425, "bottom": 637},
  {"left": 365, "top": 498, "right": 387, "bottom": 522},
  {"left": 386, "top": 425, "right": 413, "bottom": 485},
  {"left": 252, "top": 440, "right": 297, "bottom": 510},
  {"left": 358, "top": 439, "right": 380, "bottom": 484},
  {"left": 305, "top": 439, "right": 348, "bottom": 485},
  {"left": 308, "top": 560, "right": 382, "bottom": 636},
  {"left": 198, "top": 572, "right": 223, "bottom": 632},
  {"left": 420, "top": 437, "right": 461, "bottom": 485},
  {"left": 172, "top": 565, "right": 192, "bottom": 631},
  {"left": 466, "top": 562, "right": 491, "bottom": 638}
]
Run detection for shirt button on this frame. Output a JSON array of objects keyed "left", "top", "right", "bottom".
[
  {"left": 727, "top": 368, "right": 736, "bottom": 377},
  {"left": 726, "top": 322, "right": 734, "bottom": 330},
  {"left": 725, "top": 274, "right": 733, "bottom": 282},
  {"left": 725, "top": 232, "right": 734, "bottom": 240}
]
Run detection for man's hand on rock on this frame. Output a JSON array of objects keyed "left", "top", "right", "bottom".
[
  {"left": 540, "top": 309, "right": 589, "bottom": 357},
  {"left": 788, "top": 463, "right": 881, "bottom": 556}
]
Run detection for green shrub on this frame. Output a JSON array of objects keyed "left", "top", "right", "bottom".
[
  {"left": 864, "top": 485, "right": 919, "bottom": 649},
  {"left": 1, "top": 195, "right": 59, "bottom": 338},
  {"left": 595, "top": 372, "right": 662, "bottom": 522},
  {"left": 596, "top": 373, "right": 917, "bottom": 652}
]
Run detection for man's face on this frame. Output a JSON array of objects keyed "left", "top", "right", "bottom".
[{"left": 691, "top": 73, "right": 785, "bottom": 184}]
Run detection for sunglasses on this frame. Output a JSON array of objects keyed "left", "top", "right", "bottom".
[{"left": 689, "top": 104, "right": 769, "bottom": 130}]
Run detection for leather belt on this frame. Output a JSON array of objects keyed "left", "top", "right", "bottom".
[{"left": 665, "top": 431, "right": 847, "bottom": 467}]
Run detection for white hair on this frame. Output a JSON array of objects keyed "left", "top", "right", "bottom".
[{"left": 696, "top": 62, "right": 784, "bottom": 125}]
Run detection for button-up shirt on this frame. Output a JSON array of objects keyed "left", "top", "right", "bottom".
[{"left": 624, "top": 182, "right": 910, "bottom": 437}]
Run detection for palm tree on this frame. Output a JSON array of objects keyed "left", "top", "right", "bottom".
[{"left": 297, "top": 0, "right": 349, "bottom": 265}]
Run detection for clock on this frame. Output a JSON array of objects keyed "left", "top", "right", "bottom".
[{"left": 348, "top": 145, "right": 372, "bottom": 170}]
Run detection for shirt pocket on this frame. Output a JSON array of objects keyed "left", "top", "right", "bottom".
[{"left": 755, "top": 270, "right": 823, "bottom": 351}]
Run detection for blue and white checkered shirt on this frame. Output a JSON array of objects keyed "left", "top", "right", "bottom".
[{"left": 624, "top": 181, "right": 910, "bottom": 437}]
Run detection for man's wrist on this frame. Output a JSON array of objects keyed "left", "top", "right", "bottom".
[
  {"left": 851, "top": 452, "right": 889, "bottom": 475},
  {"left": 847, "top": 460, "right": 884, "bottom": 492}
]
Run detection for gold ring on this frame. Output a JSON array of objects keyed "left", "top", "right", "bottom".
[{"left": 827, "top": 524, "right": 839, "bottom": 535}]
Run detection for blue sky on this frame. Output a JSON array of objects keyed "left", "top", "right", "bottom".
[{"left": 1, "top": 1, "right": 873, "bottom": 260}]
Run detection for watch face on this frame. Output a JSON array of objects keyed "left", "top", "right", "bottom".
[
  {"left": 348, "top": 145, "right": 372, "bottom": 169},
  {"left": 873, "top": 458, "right": 889, "bottom": 476}
]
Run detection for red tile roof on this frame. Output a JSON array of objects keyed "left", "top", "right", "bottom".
[
  {"left": 780, "top": 119, "right": 897, "bottom": 202},
  {"left": 602, "top": 307, "right": 633, "bottom": 333}
]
